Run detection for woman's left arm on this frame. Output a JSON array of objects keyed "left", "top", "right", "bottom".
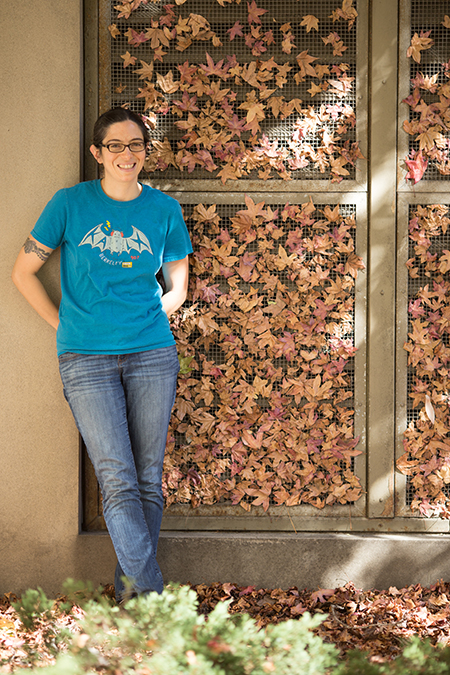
[{"left": 161, "top": 256, "right": 190, "bottom": 317}]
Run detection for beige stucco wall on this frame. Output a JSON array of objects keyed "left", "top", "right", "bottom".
[{"left": 0, "top": 1, "right": 116, "bottom": 595}]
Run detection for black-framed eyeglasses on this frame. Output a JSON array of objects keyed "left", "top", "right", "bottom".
[{"left": 100, "top": 141, "right": 146, "bottom": 153}]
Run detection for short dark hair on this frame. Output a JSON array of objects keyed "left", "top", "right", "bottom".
[{"left": 92, "top": 108, "right": 150, "bottom": 147}]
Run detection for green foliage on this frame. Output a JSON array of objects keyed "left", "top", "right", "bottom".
[
  {"left": 178, "top": 352, "right": 194, "bottom": 375},
  {"left": 10, "top": 588, "right": 68, "bottom": 667},
  {"left": 20, "top": 584, "right": 338, "bottom": 674},
  {"left": 12, "top": 587, "right": 54, "bottom": 631},
  {"left": 60, "top": 578, "right": 110, "bottom": 610},
  {"left": 10, "top": 583, "right": 450, "bottom": 675},
  {"left": 338, "top": 637, "right": 450, "bottom": 675}
]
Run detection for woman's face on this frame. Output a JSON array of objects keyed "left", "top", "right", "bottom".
[{"left": 90, "top": 120, "right": 146, "bottom": 187}]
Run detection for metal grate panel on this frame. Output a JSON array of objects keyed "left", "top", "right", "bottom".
[
  {"left": 405, "top": 203, "right": 450, "bottom": 507},
  {"left": 82, "top": 195, "right": 364, "bottom": 529},
  {"left": 405, "top": 0, "right": 450, "bottom": 181},
  {"left": 106, "top": 0, "right": 359, "bottom": 183},
  {"left": 168, "top": 200, "right": 359, "bottom": 508}
]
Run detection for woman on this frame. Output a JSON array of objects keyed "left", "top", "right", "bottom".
[{"left": 12, "top": 107, "right": 192, "bottom": 602}]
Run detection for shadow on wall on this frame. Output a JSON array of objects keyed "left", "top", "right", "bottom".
[{"left": 157, "top": 531, "right": 450, "bottom": 591}]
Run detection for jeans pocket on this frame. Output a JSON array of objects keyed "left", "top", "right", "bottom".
[{"left": 58, "top": 352, "right": 82, "bottom": 364}]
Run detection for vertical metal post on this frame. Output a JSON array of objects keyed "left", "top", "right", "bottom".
[
  {"left": 83, "top": 0, "right": 99, "bottom": 181},
  {"left": 367, "top": 0, "right": 399, "bottom": 517}
]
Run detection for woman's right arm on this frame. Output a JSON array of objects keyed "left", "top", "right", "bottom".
[{"left": 11, "top": 235, "right": 59, "bottom": 330}]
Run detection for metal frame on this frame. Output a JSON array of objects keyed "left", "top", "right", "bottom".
[
  {"left": 160, "top": 190, "right": 368, "bottom": 530},
  {"left": 397, "top": 0, "right": 450, "bottom": 194},
  {"left": 81, "top": 0, "right": 450, "bottom": 534},
  {"left": 96, "top": 0, "right": 368, "bottom": 194},
  {"left": 395, "top": 0, "right": 450, "bottom": 524},
  {"left": 81, "top": 189, "right": 369, "bottom": 531},
  {"left": 395, "top": 192, "right": 450, "bottom": 525},
  {"left": 365, "top": 0, "right": 399, "bottom": 519}
]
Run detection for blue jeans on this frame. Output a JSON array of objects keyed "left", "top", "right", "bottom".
[{"left": 58, "top": 346, "right": 180, "bottom": 601}]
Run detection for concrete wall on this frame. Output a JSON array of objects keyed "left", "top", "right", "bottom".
[{"left": 0, "top": 1, "right": 116, "bottom": 595}]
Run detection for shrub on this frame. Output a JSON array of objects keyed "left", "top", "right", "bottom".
[
  {"left": 337, "top": 637, "right": 450, "bottom": 675},
  {"left": 10, "top": 583, "right": 450, "bottom": 674},
  {"left": 19, "top": 584, "right": 338, "bottom": 674}
]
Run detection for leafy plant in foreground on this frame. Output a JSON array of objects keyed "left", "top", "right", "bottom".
[
  {"left": 20, "top": 584, "right": 338, "bottom": 674},
  {"left": 12, "top": 587, "right": 54, "bottom": 631},
  {"left": 338, "top": 637, "right": 450, "bottom": 675},
  {"left": 10, "top": 588, "right": 68, "bottom": 666}
]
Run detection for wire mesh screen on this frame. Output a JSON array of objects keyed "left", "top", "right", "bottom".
[
  {"left": 82, "top": 197, "right": 363, "bottom": 527},
  {"left": 404, "top": 1, "right": 450, "bottom": 182},
  {"left": 163, "top": 198, "right": 362, "bottom": 511},
  {"left": 404, "top": 203, "right": 450, "bottom": 513},
  {"left": 105, "top": 0, "right": 360, "bottom": 183}
]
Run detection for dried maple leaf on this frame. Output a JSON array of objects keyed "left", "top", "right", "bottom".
[
  {"left": 247, "top": 0, "right": 267, "bottom": 25},
  {"left": 217, "top": 162, "right": 242, "bottom": 183},
  {"left": 188, "top": 13, "right": 213, "bottom": 38},
  {"left": 146, "top": 138, "right": 177, "bottom": 169},
  {"left": 134, "top": 62, "right": 156, "bottom": 86},
  {"left": 405, "top": 151, "right": 428, "bottom": 183},
  {"left": 407, "top": 31, "right": 434, "bottom": 63},
  {"left": 322, "top": 32, "right": 347, "bottom": 56},
  {"left": 155, "top": 70, "right": 179, "bottom": 93},
  {"left": 124, "top": 27, "right": 149, "bottom": 46},
  {"left": 300, "top": 15, "right": 319, "bottom": 32},
  {"left": 145, "top": 21, "right": 172, "bottom": 49},
  {"left": 227, "top": 21, "right": 244, "bottom": 40},
  {"left": 200, "top": 53, "right": 228, "bottom": 78},
  {"left": 416, "top": 126, "right": 446, "bottom": 152},
  {"left": 330, "top": 0, "right": 358, "bottom": 29},
  {"left": 108, "top": 23, "right": 121, "bottom": 39},
  {"left": 344, "top": 253, "right": 365, "bottom": 278},
  {"left": 280, "top": 30, "right": 296, "bottom": 55},
  {"left": 192, "top": 203, "right": 221, "bottom": 227},
  {"left": 296, "top": 50, "right": 317, "bottom": 78},
  {"left": 120, "top": 51, "right": 137, "bottom": 67},
  {"left": 136, "top": 83, "right": 161, "bottom": 110},
  {"left": 114, "top": 2, "right": 134, "bottom": 19},
  {"left": 330, "top": 155, "right": 350, "bottom": 177},
  {"left": 153, "top": 46, "right": 167, "bottom": 62},
  {"left": 240, "top": 99, "right": 265, "bottom": 126},
  {"left": 308, "top": 82, "right": 323, "bottom": 98},
  {"left": 328, "top": 75, "right": 354, "bottom": 96}
]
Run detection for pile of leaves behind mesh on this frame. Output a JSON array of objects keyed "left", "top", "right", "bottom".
[{"left": 1, "top": 579, "right": 450, "bottom": 669}]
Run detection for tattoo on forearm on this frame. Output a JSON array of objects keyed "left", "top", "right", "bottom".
[{"left": 23, "top": 237, "right": 51, "bottom": 261}]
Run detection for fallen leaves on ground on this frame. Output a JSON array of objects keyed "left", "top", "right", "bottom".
[
  {"left": 193, "top": 579, "right": 450, "bottom": 660},
  {"left": 2, "top": 579, "right": 450, "bottom": 669}
]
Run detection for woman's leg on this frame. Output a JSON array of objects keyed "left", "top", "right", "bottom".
[
  {"left": 58, "top": 352, "right": 164, "bottom": 600},
  {"left": 121, "top": 345, "right": 179, "bottom": 549},
  {"left": 113, "top": 346, "right": 179, "bottom": 599}
]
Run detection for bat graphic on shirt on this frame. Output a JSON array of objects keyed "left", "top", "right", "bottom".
[{"left": 79, "top": 222, "right": 153, "bottom": 256}]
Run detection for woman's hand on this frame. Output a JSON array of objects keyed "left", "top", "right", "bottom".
[
  {"left": 161, "top": 256, "right": 189, "bottom": 317},
  {"left": 12, "top": 235, "right": 59, "bottom": 329}
]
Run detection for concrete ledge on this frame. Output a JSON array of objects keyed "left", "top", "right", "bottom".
[{"left": 157, "top": 531, "right": 450, "bottom": 590}]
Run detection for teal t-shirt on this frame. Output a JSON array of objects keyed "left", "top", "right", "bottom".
[{"left": 31, "top": 180, "right": 193, "bottom": 356}]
